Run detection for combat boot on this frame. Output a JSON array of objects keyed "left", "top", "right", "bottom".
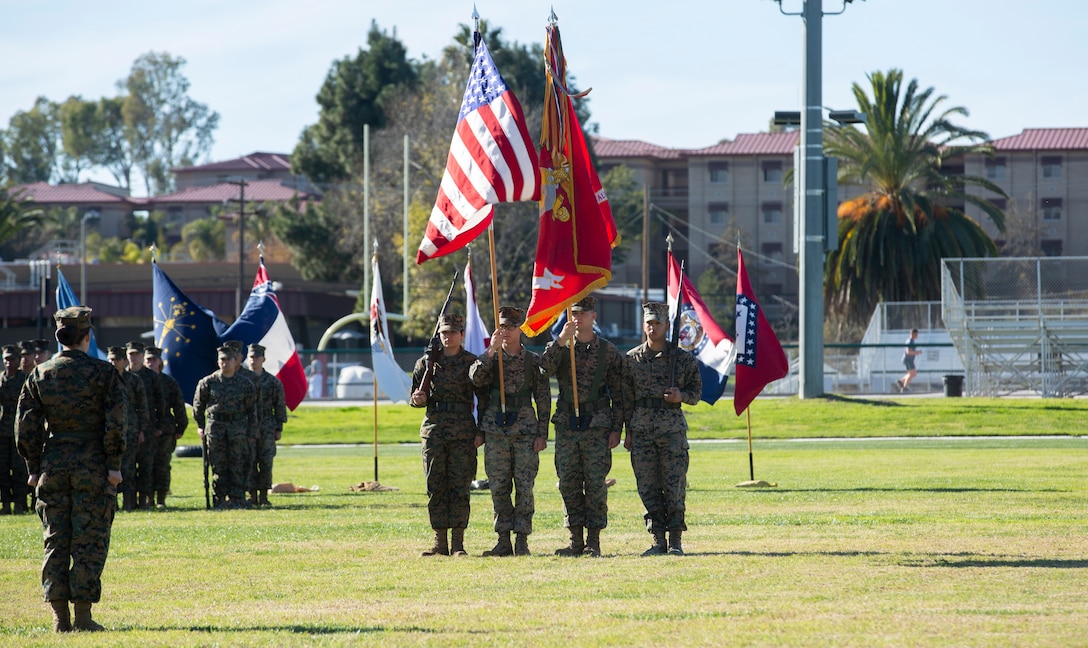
[
  {"left": 248, "top": 489, "right": 260, "bottom": 507},
  {"left": 583, "top": 528, "right": 602, "bottom": 557},
  {"left": 122, "top": 492, "right": 135, "bottom": 512},
  {"left": 258, "top": 489, "right": 271, "bottom": 507},
  {"left": 641, "top": 530, "right": 668, "bottom": 557},
  {"left": 555, "top": 526, "right": 585, "bottom": 556},
  {"left": 155, "top": 490, "right": 168, "bottom": 510},
  {"left": 49, "top": 599, "right": 71, "bottom": 633},
  {"left": 72, "top": 601, "right": 105, "bottom": 632},
  {"left": 13, "top": 497, "right": 27, "bottom": 514},
  {"left": 421, "top": 529, "right": 449, "bottom": 556},
  {"left": 482, "top": 531, "right": 513, "bottom": 557},
  {"left": 138, "top": 492, "right": 152, "bottom": 510},
  {"left": 450, "top": 528, "right": 468, "bottom": 556},
  {"left": 514, "top": 533, "right": 530, "bottom": 556},
  {"left": 1, "top": 501, "right": 10, "bottom": 515},
  {"left": 668, "top": 529, "right": 684, "bottom": 555}
]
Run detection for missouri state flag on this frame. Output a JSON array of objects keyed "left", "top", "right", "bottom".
[
  {"left": 667, "top": 252, "right": 737, "bottom": 405},
  {"left": 416, "top": 30, "right": 539, "bottom": 263},
  {"left": 733, "top": 248, "right": 789, "bottom": 414},
  {"left": 221, "top": 260, "right": 308, "bottom": 410}
]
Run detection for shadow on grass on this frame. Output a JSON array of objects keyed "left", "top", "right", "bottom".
[
  {"left": 115, "top": 623, "right": 438, "bottom": 634},
  {"left": 740, "top": 487, "right": 1066, "bottom": 494},
  {"left": 820, "top": 394, "right": 902, "bottom": 407},
  {"left": 901, "top": 554, "right": 1088, "bottom": 569}
]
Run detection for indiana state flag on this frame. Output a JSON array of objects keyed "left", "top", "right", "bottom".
[
  {"left": 55, "top": 269, "right": 107, "bottom": 360},
  {"left": 152, "top": 262, "right": 227, "bottom": 404}
]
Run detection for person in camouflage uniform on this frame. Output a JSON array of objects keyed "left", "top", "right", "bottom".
[
  {"left": 193, "top": 345, "right": 257, "bottom": 509},
  {"left": 223, "top": 340, "right": 260, "bottom": 501},
  {"left": 33, "top": 339, "right": 52, "bottom": 365},
  {"left": 19, "top": 340, "right": 37, "bottom": 373},
  {"left": 540, "top": 295, "right": 626, "bottom": 557},
  {"left": 144, "top": 346, "right": 188, "bottom": 510},
  {"left": 16, "top": 306, "right": 126, "bottom": 633},
  {"left": 108, "top": 347, "right": 149, "bottom": 512},
  {"left": 469, "top": 306, "right": 550, "bottom": 557},
  {"left": 623, "top": 302, "right": 702, "bottom": 556},
  {"left": 245, "top": 343, "right": 287, "bottom": 507},
  {"left": 1, "top": 344, "right": 30, "bottom": 515},
  {"left": 126, "top": 341, "right": 164, "bottom": 509},
  {"left": 411, "top": 313, "right": 480, "bottom": 557}
]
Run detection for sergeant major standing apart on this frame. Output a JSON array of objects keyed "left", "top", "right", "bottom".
[
  {"left": 541, "top": 295, "right": 626, "bottom": 557},
  {"left": 246, "top": 343, "right": 287, "bottom": 507},
  {"left": 411, "top": 313, "right": 480, "bottom": 557},
  {"left": 16, "top": 306, "right": 125, "bottom": 633},
  {"left": 144, "top": 346, "right": 188, "bottom": 509},
  {"left": 623, "top": 302, "right": 701, "bottom": 556},
  {"left": 1, "top": 344, "right": 30, "bottom": 515},
  {"left": 469, "top": 306, "right": 550, "bottom": 557},
  {"left": 193, "top": 345, "right": 257, "bottom": 509}
]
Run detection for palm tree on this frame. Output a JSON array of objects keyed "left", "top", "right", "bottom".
[
  {"left": 0, "top": 185, "right": 44, "bottom": 253},
  {"left": 823, "top": 69, "right": 1006, "bottom": 331}
]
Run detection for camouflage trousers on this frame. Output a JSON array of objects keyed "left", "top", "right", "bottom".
[
  {"left": 207, "top": 425, "right": 251, "bottom": 503},
  {"left": 35, "top": 458, "right": 116, "bottom": 602},
  {"left": 152, "top": 433, "right": 177, "bottom": 492},
  {"left": 629, "top": 426, "right": 689, "bottom": 533},
  {"left": 553, "top": 426, "right": 612, "bottom": 530},
  {"left": 118, "top": 432, "right": 140, "bottom": 500},
  {"left": 422, "top": 436, "right": 477, "bottom": 530},
  {"left": 1, "top": 436, "right": 29, "bottom": 503},
  {"left": 484, "top": 434, "right": 540, "bottom": 535},
  {"left": 250, "top": 431, "right": 278, "bottom": 490},
  {"left": 135, "top": 428, "right": 156, "bottom": 496}
]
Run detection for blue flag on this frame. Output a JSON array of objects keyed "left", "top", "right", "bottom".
[
  {"left": 55, "top": 269, "right": 107, "bottom": 360},
  {"left": 152, "top": 263, "right": 228, "bottom": 404}
]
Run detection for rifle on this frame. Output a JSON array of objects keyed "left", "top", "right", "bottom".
[
  {"left": 416, "top": 271, "right": 460, "bottom": 400},
  {"left": 201, "top": 430, "right": 211, "bottom": 510},
  {"left": 669, "top": 261, "right": 686, "bottom": 389}
]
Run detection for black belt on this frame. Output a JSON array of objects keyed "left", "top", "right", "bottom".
[
  {"left": 208, "top": 411, "right": 244, "bottom": 422},
  {"left": 635, "top": 397, "right": 681, "bottom": 410},
  {"left": 496, "top": 395, "right": 534, "bottom": 409},
  {"left": 427, "top": 401, "right": 472, "bottom": 414},
  {"left": 558, "top": 398, "right": 608, "bottom": 415}
]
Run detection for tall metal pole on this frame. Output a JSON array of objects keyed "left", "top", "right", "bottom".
[
  {"left": 403, "top": 134, "right": 410, "bottom": 316},
  {"left": 228, "top": 179, "right": 248, "bottom": 316},
  {"left": 80, "top": 215, "right": 88, "bottom": 304},
  {"left": 363, "top": 124, "right": 371, "bottom": 304},
  {"left": 798, "top": 0, "right": 825, "bottom": 399},
  {"left": 642, "top": 184, "right": 650, "bottom": 303}
]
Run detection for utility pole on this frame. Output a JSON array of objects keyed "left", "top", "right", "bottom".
[{"left": 227, "top": 178, "right": 248, "bottom": 316}]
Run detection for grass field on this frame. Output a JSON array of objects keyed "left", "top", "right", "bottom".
[{"left": 1, "top": 398, "right": 1087, "bottom": 646}]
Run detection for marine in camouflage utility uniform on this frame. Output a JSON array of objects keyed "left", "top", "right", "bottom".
[
  {"left": 411, "top": 313, "right": 480, "bottom": 556},
  {"left": 469, "top": 306, "right": 550, "bottom": 556},
  {"left": 193, "top": 346, "right": 257, "bottom": 508},
  {"left": 108, "top": 347, "right": 148, "bottom": 512},
  {"left": 540, "top": 296, "right": 626, "bottom": 556},
  {"left": 623, "top": 302, "right": 701, "bottom": 556},
  {"left": 145, "top": 346, "right": 188, "bottom": 509},
  {"left": 1, "top": 345, "right": 29, "bottom": 514},
  {"left": 224, "top": 340, "right": 260, "bottom": 494},
  {"left": 247, "top": 344, "right": 287, "bottom": 506},
  {"left": 126, "top": 341, "right": 164, "bottom": 509},
  {"left": 16, "top": 306, "right": 125, "bottom": 632}
]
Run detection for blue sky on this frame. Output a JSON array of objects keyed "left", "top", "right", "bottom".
[{"left": 3, "top": 0, "right": 1085, "bottom": 173}]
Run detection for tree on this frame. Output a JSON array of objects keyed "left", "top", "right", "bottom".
[
  {"left": 269, "top": 196, "right": 354, "bottom": 282},
  {"left": 181, "top": 216, "right": 226, "bottom": 262},
  {"left": 3, "top": 97, "right": 63, "bottom": 184},
  {"left": 600, "top": 165, "right": 643, "bottom": 264},
  {"left": 997, "top": 193, "right": 1042, "bottom": 258},
  {"left": 0, "top": 185, "right": 44, "bottom": 256},
  {"left": 94, "top": 97, "right": 137, "bottom": 190},
  {"left": 120, "top": 52, "right": 219, "bottom": 195},
  {"left": 58, "top": 96, "right": 101, "bottom": 182},
  {"left": 291, "top": 22, "right": 418, "bottom": 184},
  {"left": 822, "top": 69, "right": 1007, "bottom": 331}
]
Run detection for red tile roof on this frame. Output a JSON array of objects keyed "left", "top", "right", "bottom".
[
  {"left": 990, "top": 128, "right": 1088, "bottom": 151},
  {"left": 172, "top": 152, "right": 293, "bottom": 174},
  {"left": 12, "top": 182, "right": 147, "bottom": 206},
  {"left": 593, "top": 131, "right": 801, "bottom": 161},
  {"left": 150, "top": 180, "right": 316, "bottom": 204},
  {"left": 592, "top": 138, "right": 683, "bottom": 160}
]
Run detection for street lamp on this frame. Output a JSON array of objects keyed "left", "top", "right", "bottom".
[
  {"left": 226, "top": 177, "right": 249, "bottom": 316},
  {"left": 80, "top": 210, "right": 100, "bottom": 304}
]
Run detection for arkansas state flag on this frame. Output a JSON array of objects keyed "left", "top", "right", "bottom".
[
  {"left": 667, "top": 252, "right": 737, "bottom": 405},
  {"left": 733, "top": 248, "right": 789, "bottom": 415},
  {"left": 522, "top": 20, "right": 618, "bottom": 336},
  {"left": 221, "top": 260, "right": 308, "bottom": 410}
]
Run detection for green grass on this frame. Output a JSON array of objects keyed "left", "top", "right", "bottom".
[
  {"left": 2, "top": 435, "right": 1088, "bottom": 646},
  {"left": 279, "top": 396, "right": 1088, "bottom": 445}
]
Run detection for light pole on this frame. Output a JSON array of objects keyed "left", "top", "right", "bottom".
[
  {"left": 226, "top": 178, "right": 249, "bottom": 316},
  {"left": 80, "top": 210, "right": 99, "bottom": 304}
]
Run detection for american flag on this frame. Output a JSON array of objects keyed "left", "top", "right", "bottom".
[{"left": 416, "top": 36, "right": 539, "bottom": 264}]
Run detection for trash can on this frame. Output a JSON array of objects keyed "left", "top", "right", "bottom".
[{"left": 942, "top": 374, "right": 964, "bottom": 397}]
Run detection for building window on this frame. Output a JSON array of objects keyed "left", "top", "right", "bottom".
[
  {"left": 1041, "top": 198, "right": 1063, "bottom": 221},
  {"left": 761, "top": 242, "right": 784, "bottom": 262},
  {"left": 708, "top": 202, "right": 729, "bottom": 225},
  {"left": 762, "top": 202, "right": 783, "bottom": 224},
  {"left": 985, "top": 158, "right": 1006, "bottom": 181},
  {"left": 1041, "top": 240, "right": 1063, "bottom": 257},
  {"left": 764, "top": 284, "right": 783, "bottom": 295},
  {"left": 708, "top": 162, "right": 729, "bottom": 184},
  {"left": 762, "top": 161, "right": 783, "bottom": 183},
  {"left": 1042, "top": 156, "right": 1062, "bottom": 179}
]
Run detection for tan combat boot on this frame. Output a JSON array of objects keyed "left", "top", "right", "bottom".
[
  {"left": 72, "top": 601, "right": 105, "bottom": 632},
  {"left": 555, "top": 526, "right": 585, "bottom": 556},
  {"left": 482, "top": 531, "right": 513, "bottom": 557},
  {"left": 450, "top": 528, "right": 468, "bottom": 556},
  {"left": 421, "top": 529, "right": 449, "bottom": 556},
  {"left": 49, "top": 599, "right": 71, "bottom": 633},
  {"left": 514, "top": 533, "right": 530, "bottom": 556}
]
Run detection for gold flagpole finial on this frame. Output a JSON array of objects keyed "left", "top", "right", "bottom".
[{"left": 149, "top": 243, "right": 158, "bottom": 263}]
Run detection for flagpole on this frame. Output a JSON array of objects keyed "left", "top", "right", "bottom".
[
  {"left": 371, "top": 240, "right": 380, "bottom": 484},
  {"left": 746, "top": 408, "right": 755, "bottom": 481},
  {"left": 485, "top": 229, "right": 507, "bottom": 419}
]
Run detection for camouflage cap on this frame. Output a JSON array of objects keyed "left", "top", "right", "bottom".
[
  {"left": 248, "top": 343, "right": 266, "bottom": 357},
  {"left": 1, "top": 344, "right": 17, "bottom": 359},
  {"left": 54, "top": 306, "right": 93, "bottom": 330},
  {"left": 33, "top": 339, "right": 50, "bottom": 352},
  {"left": 438, "top": 313, "right": 465, "bottom": 333},
  {"left": 570, "top": 296, "right": 597, "bottom": 312},
  {"left": 144, "top": 345, "right": 163, "bottom": 358},
  {"left": 222, "top": 340, "right": 244, "bottom": 352},
  {"left": 217, "top": 345, "right": 235, "bottom": 359},
  {"left": 18, "top": 340, "right": 34, "bottom": 355},
  {"left": 642, "top": 301, "right": 670, "bottom": 323},
  {"left": 497, "top": 306, "right": 525, "bottom": 327},
  {"left": 107, "top": 346, "right": 127, "bottom": 360},
  {"left": 125, "top": 340, "right": 146, "bottom": 353}
]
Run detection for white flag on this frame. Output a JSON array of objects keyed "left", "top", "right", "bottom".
[
  {"left": 369, "top": 256, "right": 412, "bottom": 403},
  {"left": 463, "top": 257, "right": 490, "bottom": 357}
]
